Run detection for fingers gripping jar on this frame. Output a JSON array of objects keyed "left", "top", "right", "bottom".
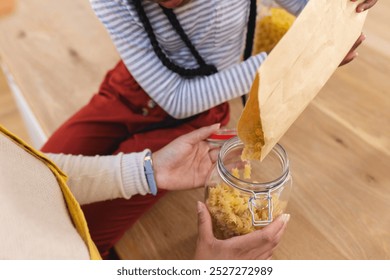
[{"left": 205, "top": 137, "right": 292, "bottom": 239}]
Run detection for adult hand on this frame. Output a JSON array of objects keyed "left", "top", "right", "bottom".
[
  {"left": 152, "top": 124, "right": 221, "bottom": 191},
  {"left": 194, "top": 202, "right": 290, "bottom": 260}
]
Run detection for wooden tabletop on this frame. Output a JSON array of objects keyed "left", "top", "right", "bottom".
[{"left": 0, "top": 0, "right": 389, "bottom": 260}]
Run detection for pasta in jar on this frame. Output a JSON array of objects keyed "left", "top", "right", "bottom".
[{"left": 205, "top": 137, "right": 292, "bottom": 239}]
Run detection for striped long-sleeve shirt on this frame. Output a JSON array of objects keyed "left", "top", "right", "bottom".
[{"left": 90, "top": 0, "right": 308, "bottom": 119}]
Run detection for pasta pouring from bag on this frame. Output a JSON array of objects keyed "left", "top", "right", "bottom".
[{"left": 238, "top": 0, "right": 368, "bottom": 161}]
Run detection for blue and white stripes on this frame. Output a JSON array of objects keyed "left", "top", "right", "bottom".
[
  {"left": 90, "top": 0, "right": 307, "bottom": 119},
  {"left": 275, "top": 0, "right": 308, "bottom": 16}
]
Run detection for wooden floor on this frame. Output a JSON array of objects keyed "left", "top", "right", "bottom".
[{"left": 1, "top": 0, "right": 389, "bottom": 260}]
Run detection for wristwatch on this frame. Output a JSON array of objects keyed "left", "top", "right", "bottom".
[{"left": 144, "top": 150, "right": 157, "bottom": 196}]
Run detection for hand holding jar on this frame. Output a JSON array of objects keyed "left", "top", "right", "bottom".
[{"left": 194, "top": 201, "right": 290, "bottom": 260}]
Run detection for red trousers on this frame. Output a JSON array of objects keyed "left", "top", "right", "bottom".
[{"left": 41, "top": 61, "right": 229, "bottom": 258}]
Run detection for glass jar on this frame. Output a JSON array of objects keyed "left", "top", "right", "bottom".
[{"left": 205, "top": 136, "right": 292, "bottom": 240}]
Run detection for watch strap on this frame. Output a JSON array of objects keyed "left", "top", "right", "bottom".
[{"left": 144, "top": 150, "right": 157, "bottom": 196}]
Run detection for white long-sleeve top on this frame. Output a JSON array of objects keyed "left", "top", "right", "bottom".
[
  {"left": 46, "top": 151, "right": 151, "bottom": 205},
  {"left": 90, "top": 0, "right": 308, "bottom": 119}
]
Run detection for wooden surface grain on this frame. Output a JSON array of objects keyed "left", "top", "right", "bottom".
[
  {"left": 0, "top": 0, "right": 389, "bottom": 260},
  {"left": 0, "top": 0, "right": 119, "bottom": 137}
]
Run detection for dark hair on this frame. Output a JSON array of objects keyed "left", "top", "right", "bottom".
[{"left": 131, "top": 0, "right": 218, "bottom": 77}]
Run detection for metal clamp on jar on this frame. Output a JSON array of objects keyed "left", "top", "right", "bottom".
[{"left": 205, "top": 136, "right": 292, "bottom": 240}]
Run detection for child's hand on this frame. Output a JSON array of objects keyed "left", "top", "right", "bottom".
[
  {"left": 340, "top": 1, "right": 377, "bottom": 66},
  {"left": 339, "top": 33, "right": 366, "bottom": 66},
  {"left": 351, "top": 0, "right": 378, "bottom": 12}
]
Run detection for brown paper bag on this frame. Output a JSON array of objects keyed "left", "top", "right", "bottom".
[{"left": 238, "top": 0, "right": 368, "bottom": 161}]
